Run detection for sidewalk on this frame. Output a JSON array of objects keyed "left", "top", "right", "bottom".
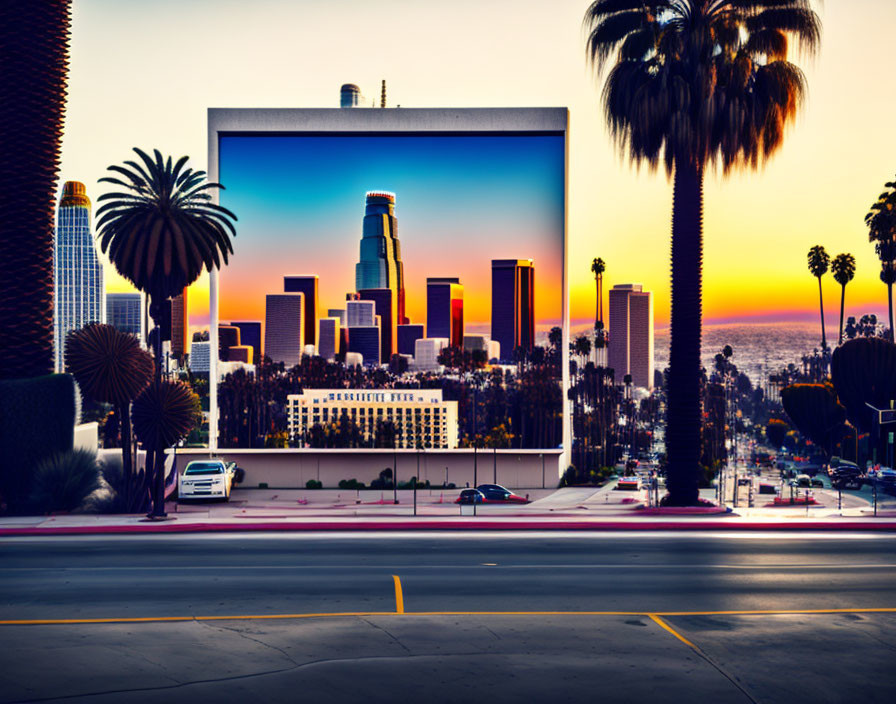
[{"left": 3, "top": 486, "right": 896, "bottom": 536}]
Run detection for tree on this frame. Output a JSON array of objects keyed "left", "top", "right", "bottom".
[
  {"left": 0, "top": 2, "right": 73, "bottom": 379},
  {"left": 591, "top": 258, "right": 606, "bottom": 349},
  {"left": 865, "top": 177, "right": 896, "bottom": 342},
  {"left": 781, "top": 382, "right": 845, "bottom": 459},
  {"left": 584, "top": 0, "right": 820, "bottom": 504},
  {"left": 831, "top": 253, "right": 856, "bottom": 346},
  {"left": 64, "top": 324, "right": 153, "bottom": 510},
  {"left": 807, "top": 245, "right": 830, "bottom": 350},
  {"left": 96, "top": 148, "right": 238, "bottom": 381}
]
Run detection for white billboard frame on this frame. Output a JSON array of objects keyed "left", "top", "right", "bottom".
[{"left": 207, "top": 107, "right": 570, "bottom": 469}]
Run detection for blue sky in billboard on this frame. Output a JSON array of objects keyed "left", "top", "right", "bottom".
[{"left": 216, "top": 134, "right": 564, "bottom": 332}]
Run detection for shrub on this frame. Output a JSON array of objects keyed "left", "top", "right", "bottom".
[
  {"left": 338, "top": 478, "right": 365, "bottom": 490},
  {"left": 99, "top": 455, "right": 151, "bottom": 513},
  {"left": 305, "top": 479, "right": 323, "bottom": 490},
  {"left": 29, "top": 449, "right": 103, "bottom": 514}
]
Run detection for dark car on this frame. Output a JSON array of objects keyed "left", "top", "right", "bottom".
[
  {"left": 455, "top": 489, "right": 485, "bottom": 505},
  {"left": 475, "top": 484, "right": 529, "bottom": 503}
]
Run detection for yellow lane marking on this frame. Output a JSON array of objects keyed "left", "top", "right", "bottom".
[
  {"left": 649, "top": 614, "right": 700, "bottom": 650},
  {"left": 392, "top": 575, "right": 404, "bottom": 614},
  {"left": 2, "top": 607, "right": 895, "bottom": 627}
]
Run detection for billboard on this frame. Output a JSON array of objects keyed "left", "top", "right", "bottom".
[{"left": 207, "top": 108, "right": 568, "bottom": 454}]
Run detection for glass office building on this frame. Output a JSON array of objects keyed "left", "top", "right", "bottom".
[
  {"left": 354, "top": 192, "right": 407, "bottom": 325},
  {"left": 54, "top": 181, "right": 104, "bottom": 371}
]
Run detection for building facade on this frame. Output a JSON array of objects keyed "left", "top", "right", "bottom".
[
  {"left": 359, "top": 287, "right": 396, "bottom": 362},
  {"left": 106, "top": 293, "right": 142, "bottom": 340},
  {"left": 283, "top": 276, "right": 319, "bottom": 350},
  {"left": 347, "top": 325, "right": 380, "bottom": 366},
  {"left": 491, "top": 259, "right": 534, "bottom": 362},
  {"left": 608, "top": 283, "right": 654, "bottom": 389},
  {"left": 230, "top": 321, "right": 262, "bottom": 364},
  {"left": 54, "top": 181, "right": 104, "bottom": 371},
  {"left": 170, "top": 288, "right": 188, "bottom": 359},
  {"left": 354, "top": 192, "right": 408, "bottom": 325},
  {"left": 287, "top": 389, "right": 458, "bottom": 449},
  {"left": 264, "top": 293, "right": 304, "bottom": 367},
  {"left": 318, "top": 317, "right": 340, "bottom": 361},
  {"left": 397, "top": 324, "right": 424, "bottom": 356},
  {"left": 414, "top": 337, "right": 449, "bottom": 372},
  {"left": 426, "top": 277, "right": 464, "bottom": 348},
  {"left": 346, "top": 299, "right": 375, "bottom": 328}
]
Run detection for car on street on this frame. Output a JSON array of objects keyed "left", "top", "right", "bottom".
[
  {"left": 475, "top": 484, "right": 529, "bottom": 503},
  {"left": 615, "top": 476, "right": 640, "bottom": 491},
  {"left": 177, "top": 459, "right": 240, "bottom": 501},
  {"left": 792, "top": 474, "right": 812, "bottom": 488},
  {"left": 455, "top": 488, "right": 485, "bottom": 504}
]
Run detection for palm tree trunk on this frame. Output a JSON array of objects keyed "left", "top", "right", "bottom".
[
  {"left": 817, "top": 276, "right": 827, "bottom": 350},
  {"left": 665, "top": 162, "right": 704, "bottom": 506},
  {"left": 118, "top": 402, "right": 132, "bottom": 503},
  {"left": 838, "top": 284, "right": 846, "bottom": 346},
  {"left": 889, "top": 282, "right": 894, "bottom": 344}
]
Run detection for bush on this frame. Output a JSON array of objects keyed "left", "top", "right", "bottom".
[
  {"left": 0, "top": 374, "right": 76, "bottom": 513},
  {"left": 29, "top": 449, "right": 103, "bottom": 514},
  {"left": 338, "top": 478, "right": 366, "bottom": 490},
  {"left": 305, "top": 479, "right": 323, "bottom": 490},
  {"left": 99, "top": 455, "right": 151, "bottom": 513},
  {"left": 398, "top": 477, "right": 430, "bottom": 490}
]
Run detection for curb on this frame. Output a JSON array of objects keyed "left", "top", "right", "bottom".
[{"left": 3, "top": 519, "right": 896, "bottom": 536}]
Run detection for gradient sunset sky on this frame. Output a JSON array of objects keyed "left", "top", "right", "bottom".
[
  {"left": 218, "top": 134, "right": 564, "bottom": 329},
  {"left": 59, "top": 0, "right": 896, "bottom": 331}
]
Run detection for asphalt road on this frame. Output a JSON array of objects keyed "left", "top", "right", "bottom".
[{"left": 1, "top": 532, "right": 896, "bottom": 703}]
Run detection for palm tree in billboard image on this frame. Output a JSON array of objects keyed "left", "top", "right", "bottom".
[
  {"left": 807, "top": 245, "right": 830, "bottom": 350},
  {"left": 831, "top": 253, "right": 856, "bottom": 346},
  {"left": 865, "top": 177, "right": 896, "bottom": 342},
  {"left": 584, "top": 0, "right": 820, "bottom": 504},
  {"left": 96, "top": 148, "right": 237, "bottom": 380}
]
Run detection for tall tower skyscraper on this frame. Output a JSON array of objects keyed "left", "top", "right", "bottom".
[
  {"left": 283, "top": 276, "right": 319, "bottom": 350},
  {"left": 608, "top": 284, "right": 654, "bottom": 389},
  {"left": 354, "top": 192, "right": 408, "bottom": 325},
  {"left": 426, "top": 277, "right": 464, "bottom": 348},
  {"left": 54, "top": 181, "right": 104, "bottom": 371},
  {"left": 264, "top": 294, "right": 304, "bottom": 368},
  {"left": 170, "top": 288, "right": 188, "bottom": 360},
  {"left": 490, "top": 259, "right": 534, "bottom": 362}
]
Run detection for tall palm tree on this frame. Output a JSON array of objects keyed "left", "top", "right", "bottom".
[
  {"left": 830, "top": 253, "right": 856, "bottom": 345},
  {"left": 584, "top": 0, "right": 820, "bottom": 505},
  {"left": 0, "top": 1, "right": 72, "bottom": 379},
  {"left": 807, "top": 245, "right": 830, "bottom": 350},
  {"left": 591, "top": 257, "right": 606, "bottom": 332},
  {"left": 96, "top": 148, "right": 238, "bottom": 380},
  {"left": 865, "top": 176, "right": 896, "bottom": 342}
]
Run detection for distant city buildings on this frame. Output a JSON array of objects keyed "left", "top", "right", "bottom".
[
  {"left": 608, "top": 283, "right": 654, "bottom": 389},
  {"left": 340, "top": 83, "right": 362, "bottom": 108},
  {"left": 397, "top": 324, "right": 424, "bottom": 356},
  {"left": 170, "top": 289, "right": 188, "bottom": 359},
  {"left": 414, "top": 337, "right": 449, "bottom": 372},
  {"left": 355, "top": 192, "right": 407, "bottom": 325},
  {"left": 287, "top": 389, "right": 458, "bottom": 449},
  {"left": 264, "top": 293, "right": 304, "bottom": 367},
  {"left": 346, "top": 299, "right": 375, "bottom": 328},
  {"left": 463, "top": 334, "right": 500, "bottom": 362},
  {"left": 427, "top": 277, "right": 464, "bottom": 348},
  {"left": 106, "top": 293, "right": 142, "bottom": 341},
  {"left": 491, "top": 259, "right": 534, "bottom": 362},
  {"left": 359, "top": 287, "right": 396, "bottom": 362},
  {"left": 283, "top": 276, "right": 319, "bottom": 349},
  {"left": 54, "top": 181, "right": 104, "bottom": 371},
  {"left": 318, "top": 317, "right": 340, "bottom": 361},
  {"left": 218, "top": 324, "right": 241, "bottom": 362},
  {"left": 347, "top": 325, "right": 380, "bottom": 367},
  {"left": 190, "top": 341, "right": 211, "bottom": 373},
  {"left": 230, "top": 321, "right": 261, "bottom": 364}
]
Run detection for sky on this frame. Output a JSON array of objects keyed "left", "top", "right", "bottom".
[
  {"left": 59, "top": 0, "right": 896, "bottom": 331},
  {"left": 218, "top": 134, "right": 564, "bottom": 330}
]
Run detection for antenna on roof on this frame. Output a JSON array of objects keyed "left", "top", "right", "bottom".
[{"left": 380, "top": 80, "right": 386, "bottom": 108}]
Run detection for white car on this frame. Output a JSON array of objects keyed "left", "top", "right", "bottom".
[{"left": 178, "top": 459, "right": 239, "bottom": 501}]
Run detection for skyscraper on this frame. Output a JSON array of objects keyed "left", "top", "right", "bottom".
[
  {"left": 608, "top": 284, "right": 654, "bottom": 389},
  {"left": 346, "top": 299, "right": 375, "bottom": 328},
  {"left": 218, "top": 324, "right": 241, "bottom": 362},
  {"left": 354, "top": 192, "right": 408, "bottom": 325},
  {"left": 318, "top": 317, "right": 340, "bottom": 361},
  {"left": 54, "top": 181, "right": 104, "bottom": 371},
  {"left": 491, "top": 259, "right": 534, "bottom": 362},
  {"left": 283, "top": 276, "right": 318, "bottom": 350},
  {"left": 231, "top": 321, "right": 262, "bottom": 364},
  {"left": 170, "top": 288, "right": 188, "bottom": 359},
  {"left": 397, "top": 324, "right": 424, "bottom": 356},
  {"left": 359, "top": 288, "right": 396, "bottom": 362},
  {"left": 264, "top": 293, "right": 304, "bottom": 367},
  {"left": 106, "top": 293, "right": 142, "bottom": 341},
  {"left": 347, "top": 325, "right": 380, "bottom": 367},
  {"left": 426, "top": 277, "right": 464, "bottom": 347}
]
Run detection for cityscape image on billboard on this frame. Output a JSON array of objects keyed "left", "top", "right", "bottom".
[{"left": 208, "top": 131, "right": 565, "bottom": 451}]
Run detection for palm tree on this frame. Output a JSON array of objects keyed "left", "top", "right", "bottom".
[
  {"left": 64, "top": 324, "right": 153, "bottom": 508},
  {"left": 865, "top": 176, "right": 896, "bottom": 342},
  {"left": 96, "top": 148, "right": 238, "bottom": 380},
  {"left": 807, "top": 245, "right": 830, "bottom": 350},
  {"left": 584, "top": 0, "right": 820, "bottom": 505},
  {"left": 830, "top": 253, "right": 856, "bottom": 345},
  {"left": 0, "top": 2, "right": 72, "bottom": 379}
]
